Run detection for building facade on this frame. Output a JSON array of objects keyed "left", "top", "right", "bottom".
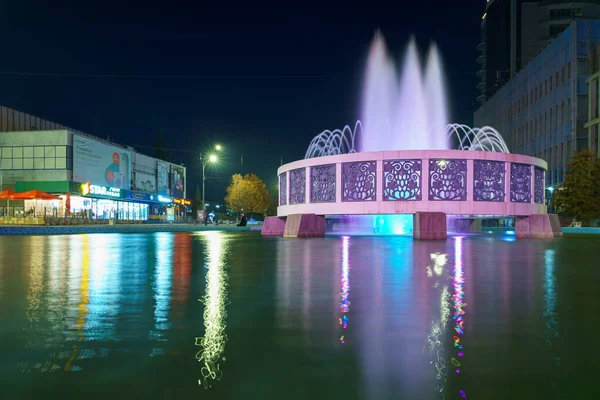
[
  {"left": 475, "top": 20, "right": 600, "bottom": 189},
  {"left": 478, "top": 1, "right": 600, "bottom": 104},
  {"left": 477, "top": 0, "right": 512, "bottom": 104},
  {"left": 0, "top": 107, "right": 187, "bottom": 221},
  {"left": 585, "top": 44, "right": 600, "bottom": 155}
]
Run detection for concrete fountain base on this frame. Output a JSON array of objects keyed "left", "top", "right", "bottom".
[
  {"left": 264, "top": 213, "right": 563, "bottom": 240},
  {"left": 263, "top": 214, "right": 326, "bottom": 238},
  {"left": 413, "top": 212, "right": 447, "bottom": 240},
  {"left": 515, "top": 214, "right": 562, "bottom": 238},
  {"left": 265, "top": 212, "right": 449, "bottom": 240},
  {"left": 262, "top": 216, "right": 287, "bottom": 236}
]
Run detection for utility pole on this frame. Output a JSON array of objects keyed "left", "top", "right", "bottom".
[{"left": 202, "top": 160, "right": 207, "bottom": 211}]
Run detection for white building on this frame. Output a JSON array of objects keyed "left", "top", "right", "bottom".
[
  {"left": 0, "top": 106, "right": 187, "bottom": 221},
  {"left": 475, "top": 20, "right": 600, "bottom": 189}
]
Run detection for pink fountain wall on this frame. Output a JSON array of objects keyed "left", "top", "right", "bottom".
[{"left": 277, "top": 150, "right": 547, "bottom": 217}]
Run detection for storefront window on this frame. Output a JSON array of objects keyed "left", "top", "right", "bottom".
[{"left": 68, "top": 195, "right": 150, "bottom": 220}]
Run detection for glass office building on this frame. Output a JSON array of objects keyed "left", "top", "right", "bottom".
[{"left": 475, "top": 20, "right": 600, "bottom": 188}]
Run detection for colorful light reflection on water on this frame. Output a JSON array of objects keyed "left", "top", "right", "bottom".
[
  {"left": 452, "top": 236, "right": 466, "bottom": 397},
  {"left": 424, "top": 248, "right": 450, "bottom": 393},
  {"left": 339, "top": 236, "right": 350, "bottom": 343},
  {"left": 327, "top": 214, "right": 414, "bottom": 236}
]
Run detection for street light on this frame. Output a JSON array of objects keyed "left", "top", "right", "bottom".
[
  {"left": 200, "top": 144, "right": 223, "bottom": 212},
  {"left": 202, "top": 154, "right": 218, "bottom": 211}
]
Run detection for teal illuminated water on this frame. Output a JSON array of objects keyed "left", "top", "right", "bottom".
[{"left": 0, "top": 232, "right": 598, "bottom": 399}]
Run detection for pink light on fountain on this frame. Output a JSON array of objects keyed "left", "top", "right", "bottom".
[
  {"left": 424, "top": 43, "right": 449, "bottom": 150},
  {"left": 302, "top": 32, "right": 509, "bottom": 158},
  {"left": 359, "top": 31, "right": 397, "bottom": 153},
  {"left": 360, "top": 32, "right": 449, "bottom": 152}
]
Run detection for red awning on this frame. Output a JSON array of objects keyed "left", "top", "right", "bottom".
[
  {"left": 0, "top": 190, "right": 16, "bottom": 199},
  {"left": 9, "top": 190, "right": 61, "bottom": 200}
]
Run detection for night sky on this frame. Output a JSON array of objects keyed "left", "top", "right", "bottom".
[{"left": 0, "top": 1, "right": 484, "bottom": 202}]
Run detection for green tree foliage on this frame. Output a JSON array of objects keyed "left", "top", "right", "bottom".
[
  {"left": 225, "top": 174, "right": 248, "bottom": 215},
  {"left": 225, "top": 173, "right": 269, "bottom": 218},
  {"left": 192, "top": 186, "right": 202, "bottom": 218},
  {"left": 552, "top": 149, "right": 600, "bottom": 226},
  {"left": 266, "top": 182, "right": 279, "bottom": 216}
]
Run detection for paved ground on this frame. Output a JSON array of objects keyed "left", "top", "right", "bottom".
[{"left": 0, "top": 223, "right": 262, "bottom": 236}]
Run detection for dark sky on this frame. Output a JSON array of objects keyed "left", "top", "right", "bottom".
[{"left": 0, "top": 0, "right": 484, "bottom": 202}]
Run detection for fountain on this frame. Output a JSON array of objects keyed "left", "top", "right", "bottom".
[{"left": 264, "top": 32, "right": 559, "bottom": 240}]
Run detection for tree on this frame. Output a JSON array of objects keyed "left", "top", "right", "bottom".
[
  {"left": 244, "top": 174, "right": 269, "bottom": 218},
  {"left": 224, "top": 173, "right": 269, "bottom": 219},
  {"left": 552, "top": 149, "right": 600, "bottom": 226},
  {"left": 153, "top": 131, "right": 171, "bottom": 162},
  {"left": 266, "top": 182, "right": 279, "bottom": 216},
  {"left": 192, "top": 186, "right": 202, "bottom": 219},
  {"left": 225, "top": 174, "right": 249, "bottom": 216}
]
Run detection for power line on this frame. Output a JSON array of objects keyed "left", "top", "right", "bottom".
[
  {"left": 0, "top": 71, "right": 353, "bottom": 80},
  {"left": 130, "top": 144, "right": 197, "bottom": 154}
]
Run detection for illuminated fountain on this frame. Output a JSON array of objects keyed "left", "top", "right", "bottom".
[
  {"left": 263, "top": 32, "right": 558, "bottom": 240},
  {"left": 305, "top": 34, "right": 510, "bottom": 158}
]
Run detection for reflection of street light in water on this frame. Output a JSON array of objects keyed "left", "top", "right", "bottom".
[
  {"left": 65, "top": 235, "right": 89, "bottom": 371},
  {"left": 195, "top": 231, "right": 229, "bottom": 388},
  {"left": 423, "top": 249, "right": 450, "bottom": 393}
]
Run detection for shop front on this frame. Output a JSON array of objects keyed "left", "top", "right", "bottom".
[
  {"left": 70, "top": 182, "right": 152, "bottom": 221},
  {"left": 173, "top": 198, "right": 191, "bottom": 222},
  {"left": 7, "top": 180, "right": 164, "bottom": 222},
  {"left": 149, "top": 195, "right": 174, "bottom": 221}
]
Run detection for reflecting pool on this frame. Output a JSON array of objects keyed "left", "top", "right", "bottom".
[{"left": 0, "top": 231, "right": 599, "bottom": 399}]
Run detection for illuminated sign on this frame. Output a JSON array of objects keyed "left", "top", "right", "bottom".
[
  {"left": 129, "top": 191, "right": 156, "bottom": 202},
  {"left": 174, "top": 198, "right": 191, "bottom": 206},
  {"left": 81, "top": 181, "right": 90, "bottom": 195},
  {"left": 82, "top": 184, "right": 122, "bottom": 198},
  {"left": 158, "top": 195, "right": 173, "bottom": 203}
]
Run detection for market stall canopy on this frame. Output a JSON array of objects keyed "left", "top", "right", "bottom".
[
  {"left": 0, "top": 190, "right": 16, "bottom": 199},
  {"left": 9, "top": 190, "right": 61, "bottom": 200}
]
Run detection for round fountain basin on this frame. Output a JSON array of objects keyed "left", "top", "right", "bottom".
[{"left": 277, "top": 150, "right": 547, "bottom": 217}]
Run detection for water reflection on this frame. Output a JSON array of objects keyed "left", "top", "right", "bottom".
[
  {"left": 543, "top": 249, "right": 559, "bottom": 365},
  {"left": 423, "top": 247, "right": 450, "bottom": 394},
  {"left": 172, "top": 232, "right": 192, "bottom": 328},
  {"left": 152, "top": 233, "right": 174, "bottom": 339},
  {"left": 26, "top": 236, "right": 46, "bottom": 323},
  {"left": 88, "top": 234, "right": 121, "bottom": 342},
  {"left": 195, "top": 231, "right": 229, "bottom": 388},
  {"left": 0, "top": 231, "right": 595, "bottom": 398},
  {"left": 339, "top": 236, "right": 350, "bottom": 343},
  {"left": 64, "top": 235, "right": 89, "bottom": 371},
  {"left": 451, "top": 236, "right": 467, "bottom": 399},
  {"left": 46, "top": 236, "right": 69, "bottom": 355}
]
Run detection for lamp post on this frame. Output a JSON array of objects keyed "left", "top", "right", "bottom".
[{"left": 201, "top": 145, "right": 222, "bottom": 211}]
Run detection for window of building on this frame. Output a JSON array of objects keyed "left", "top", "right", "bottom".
[
  {"left": 577, "top": 59, "right": 588, "bottom": 74},
  {"left": 0, "top": 145, "right": 71, "bottom": 171}
]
